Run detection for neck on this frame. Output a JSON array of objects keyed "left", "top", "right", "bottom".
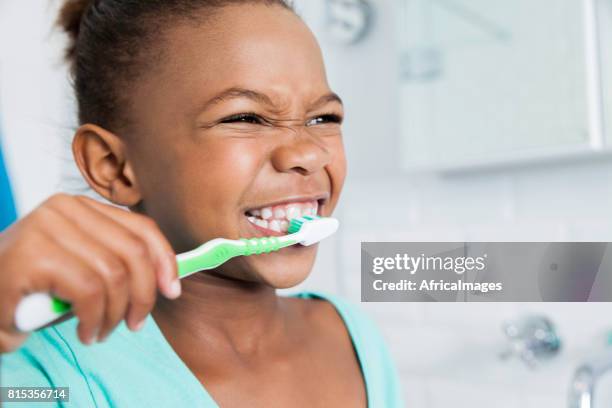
[{"left": 152, "top": 271, "right": 288, "bottom": 356}]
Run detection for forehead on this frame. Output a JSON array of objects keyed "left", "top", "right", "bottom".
[{"left": 146, "top": 4, "right": 330, "bottom": 108}]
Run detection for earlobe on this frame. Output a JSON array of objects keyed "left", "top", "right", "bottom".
[{"left": 72, "top": 124, "right": 142, "bottom": 206}]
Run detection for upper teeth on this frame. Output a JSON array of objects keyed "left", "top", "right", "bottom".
[{"left": 246, "top": 200, "right": 319, "bottom": 232}]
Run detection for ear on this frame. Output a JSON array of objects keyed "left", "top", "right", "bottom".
[{"left": 72, "top": 124, "right": 142, "bottom": 206}]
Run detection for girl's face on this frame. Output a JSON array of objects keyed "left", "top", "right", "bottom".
[{"left": 123, "top": 4, "right": 346, "bottom": 288}]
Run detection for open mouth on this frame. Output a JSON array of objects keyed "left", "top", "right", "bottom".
[{"left": 245, "top": 200, "right": 320, "bottom": 234}]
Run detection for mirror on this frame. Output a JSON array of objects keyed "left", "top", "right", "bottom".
[{"left": 398, "top": 0, "right": 602, "bottom": 171}]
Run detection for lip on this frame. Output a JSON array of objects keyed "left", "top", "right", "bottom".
[{"left": 242, "top": 192, "right": 330, "bottom": 214}]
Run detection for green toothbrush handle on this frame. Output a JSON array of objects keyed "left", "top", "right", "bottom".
[
  {"left": 15, "top": 237, "right": 299, "bottom": 332},
  {"left": 177, "top": 236, "right": 297, "bottom": 278},
  {"left": 240, "top": 236, "right": 296, "bottom": 255},
  {"left": 177, "top": 240, "right": 242, "bottom": 278}
]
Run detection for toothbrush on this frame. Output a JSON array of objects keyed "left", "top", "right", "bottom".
[{"left": 14, "top": 215, "right": 339, "bottom": 332}]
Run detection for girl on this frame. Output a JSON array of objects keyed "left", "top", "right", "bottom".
[{"left": 0, "top": 1, "right": 403, "bottom": 406}]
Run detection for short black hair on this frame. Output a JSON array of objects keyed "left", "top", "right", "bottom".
[{"left": 58, "top": 0, "right": 294, "bottom": 131}]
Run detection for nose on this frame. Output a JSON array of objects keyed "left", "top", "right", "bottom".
[{"left": 270, "top": 134, "right": 332, "bottom": 176}]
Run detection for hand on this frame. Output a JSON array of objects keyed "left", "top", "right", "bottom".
[{"left": 0, "top": 193, "right": 181, "bottom": 353}]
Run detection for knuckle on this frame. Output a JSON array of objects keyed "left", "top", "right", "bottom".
[
  {"left": 6, "top": 231, "right": 35, "bottom": 258},
  {"left": 78, "top": 279, "right": 104, "bottom": 302},
  {"left": 31, "top": 205, "right": 56, "bottom": 225},
  {"left": 106, "top": 268, "right": 127, "bottom": 290},
  {"left": 75, "top": 195, "right": 98, "bottom": 208},
  {"left": 138, "top": 217, "right": 162, "bottom": 239},
  {"left": 74, "top": 194, "right": 91, "bottom": 204},
  {"left": 45, "top": 193, "right": 70, "bottom": 208},
  {"left": 139, "top": 215, "right": 157, "bottom": 229},
  {"left": 127, "top": 237, "right": 149, "bottom": 258},
  {"left": 96, "top": 253, "right": 125, "bottom": 277}
]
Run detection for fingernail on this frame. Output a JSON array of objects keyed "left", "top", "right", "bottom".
[
  {"left": 134, "top": 319, "right": 146, "bottom": 331},
  {"left": 169, "top": 280, "right": 181, "bottom": 298},
  {"left": 85, "top": 329, "right": 98, "bottom": 345}
]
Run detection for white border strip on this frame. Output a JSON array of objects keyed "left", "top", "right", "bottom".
[{"left": 584, "top": 0, "right": 606, "bottom": 149}]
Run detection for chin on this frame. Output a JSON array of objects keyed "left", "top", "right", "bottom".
[{"left": 248, "top": 244, "right": 318, "bottom": 289}]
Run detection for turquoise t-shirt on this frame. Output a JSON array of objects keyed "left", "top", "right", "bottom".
[{"left": 1, "top": 291, "right": 404, "bottom": 407}]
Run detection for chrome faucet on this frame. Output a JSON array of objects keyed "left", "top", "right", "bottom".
[
  {"left": 569, "top": 349, "right": 612, "bottom": 408},
  {"left": 500, "top": 315, "right": 561, "bottom": 368}
]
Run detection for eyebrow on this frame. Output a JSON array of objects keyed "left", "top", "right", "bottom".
[
  {"left": 311, "top": 92, "right": 344, "bottom": 109},
  {"left": 200, "top": 87, "right": 344, "bottom": 111}
]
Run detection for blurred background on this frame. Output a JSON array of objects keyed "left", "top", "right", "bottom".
[{"left": 3, "top": 0, "right": 612, "bottom": 406}]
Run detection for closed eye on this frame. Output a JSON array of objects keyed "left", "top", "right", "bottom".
[
  {"left": 219, "top": 112, "right": 344, "bottom": 127},
  {"left": 306, "top": 114, "right": 344, "bottom": 126},
  {"left": 220, "top": 113, "right": 267, "bottom": 125}
]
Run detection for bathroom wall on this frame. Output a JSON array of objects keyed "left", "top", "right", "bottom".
[
  {"left": 0, "top": 0, "right": 72, "bottom": 215},
  {"left": 3, "top": 0, "right": 612, "bottom": 406}
]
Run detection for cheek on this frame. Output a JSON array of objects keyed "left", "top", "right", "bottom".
[
  {"left": 133, "top": 136, "right": 266, "bottom": 248},
  {"left": 178, "top": 139, "right": 265, "bottom": 227},
  {"left": 191, "top": 140, "right": 261, "bottom": 197}
]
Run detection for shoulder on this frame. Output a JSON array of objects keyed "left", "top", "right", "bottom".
[
  {"left": 291, "top": 290, "right": 387, "bottom": 346},
  {"left": 289, "top": 291, "right": 405, "bottom": 407}
]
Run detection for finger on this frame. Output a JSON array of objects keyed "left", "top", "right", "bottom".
[
  {"left": 78, "top": 196, "right": 180, "bottom": 298},
  {"left": 0, "top": 263, "right": 28, "bottom": 331},
  {"left": 0, "top": 331, "right": 28, "bottom": 353},
  {"left": 47, "top": 197, "right": 159, "bottom": 328},
  {"left": 42, "top": 206, "right": 131, "bottom": 340},
  {"left": 34, "top": 239, "right": 106, "bottom": 345}
]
